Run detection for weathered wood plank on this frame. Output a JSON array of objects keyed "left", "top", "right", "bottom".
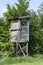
[{"left": 26, "top": 42, "right": 28, "bottom": 56}]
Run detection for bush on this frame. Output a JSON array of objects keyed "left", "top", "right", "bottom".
[{"left": 0, "top": 42, "right": 15, "bottom": 57}]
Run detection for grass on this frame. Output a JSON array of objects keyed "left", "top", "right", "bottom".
[
  {"left": 0, "top": 54, "right": 43, "bottom": 65},
  {"left": 13, "top": 62, "right": 43, "bottom": 65}
]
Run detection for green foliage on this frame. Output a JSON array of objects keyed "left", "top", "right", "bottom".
[
  {"left": 29, "top": 11, "right": 42, "bottom": 54},
  {"left": 0, "top": 42, "right": 14, "bottom": 57},
  {"left": 3, "top": 0, "right": 30, "bottom": 18},
  {"left": 0, "top": 42, "right": 13, "bottom": 51},
  {"left": 15, "top": 0, "right": 30, "bottom": 16},
  {"left": 37, "top": 2, "right": 43, "bottom": 28},
  {"left": 37, "top": 2, "right": 43, "bottom": 53},
  {"left": 0, "top": 18, "right": 10, "bottom": 42}
]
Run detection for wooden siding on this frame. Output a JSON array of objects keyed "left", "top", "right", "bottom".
[
  {"left": 9, "top": 20, "right": 29, "bottom": 42},
  {"left": 10, "top": 20, "right": 20, "bottom": 30}
]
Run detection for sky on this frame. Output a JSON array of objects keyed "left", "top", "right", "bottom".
[{"left": 0, "top": 0, "right": 43, "bottom": 17}]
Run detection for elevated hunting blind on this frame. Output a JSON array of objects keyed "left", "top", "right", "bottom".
[{"left": 9, "top": 16, "right": 30, "bottom": 56}]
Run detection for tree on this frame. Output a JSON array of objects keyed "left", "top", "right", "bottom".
[
  {"left": 29, "top": 10, "right": 42, "bottom": 54},
  {"left": 0, "top": 18, "right": 10, "bottom": 42},
  {"left": 37, "top": 2, "right": 43, "bottom": 53},
  {"left": 3, "top": 0, "right": 30, "bottom": 18},
  {"left": 0, "top": 18, "right": 14, "bottom": 57},
  {"left": 37, "top": 2, "right": 43, "bottom": 28},
  {"left": 15, "top": 0, "right": 30, "bottom": 16}
]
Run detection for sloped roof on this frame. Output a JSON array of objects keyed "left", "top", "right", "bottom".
[{"left": 8, "top": 15, "right": 31, "bottom": 21}]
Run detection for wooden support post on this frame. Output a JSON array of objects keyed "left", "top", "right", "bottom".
[
  {"left": 26, "top": 42, "right": 28, "bottom": 56},
  {"left": 16, "top": 42, "right": 19, "bottom": 55}
]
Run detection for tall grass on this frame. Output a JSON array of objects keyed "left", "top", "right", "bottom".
[{"left": 0, "top": 54, "right": 43, "bottom": 65}]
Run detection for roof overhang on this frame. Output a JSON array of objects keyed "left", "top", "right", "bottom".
[{"left": 8, "top": 15, "right": 31, "bottom": 21}]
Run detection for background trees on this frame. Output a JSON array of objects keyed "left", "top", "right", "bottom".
[
  {"left": 29, "top": 10, "right": 42, "bottom": 54},
  {"left": 37, "top": 2, "right": 43, "bottom": 28},
  {"left": 0, "top": 0, "right": 43, "bottom": 56},
  {"left": 37, "top": 2, "right": 43, "bottom": 53}
]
